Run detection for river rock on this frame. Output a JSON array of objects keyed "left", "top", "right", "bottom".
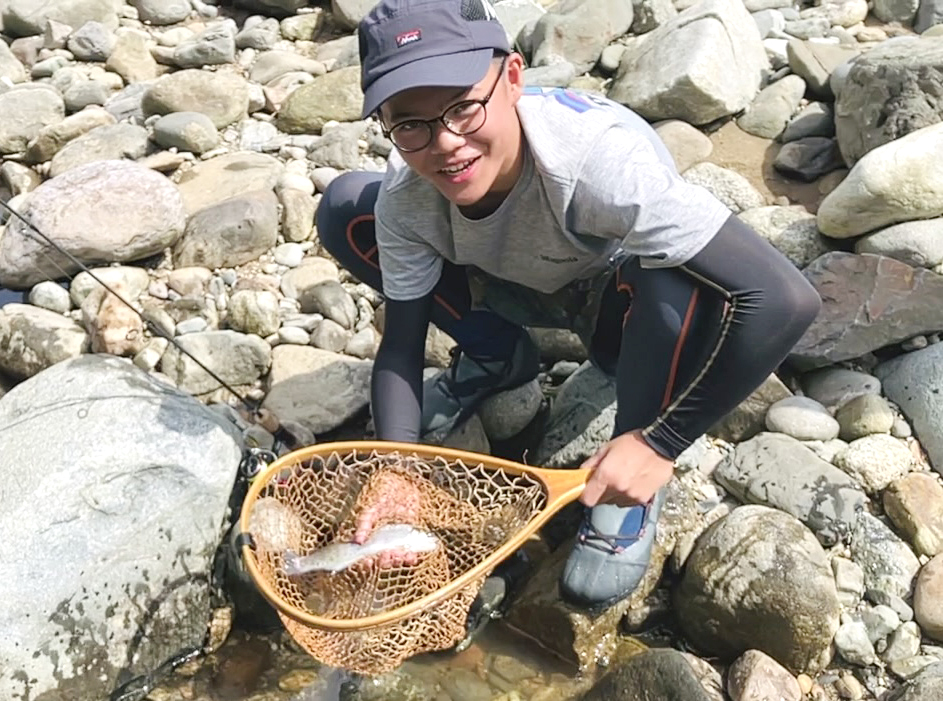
[
  {"left": 801, "top": 367, "right": 882, "bottom": 412},
  {"left": 835, "top": 394, "right": 895, "bottom": 441},
  {"left": 0, "top": 355, "right": 243, "bottom": 701},
  {"left": 713, "top": 432, "right": 868, "bottom": 543},
  {"left": 0, "top": 160, "right": 186, "bottom": 289},
  {"left": 174, "top": 190, "right": 279, "bottom": 269},
  {"left": 738, "top": 205, "right": 830, "bottom": 268},
  {"left": 709, "top": 373, "right": 792, "bottom": 443},
  {"left": 817, "top": 122, "right": 943, "bottom": 238},
  {"left": 48, "top": 122, "right": 151, "bottom": 177},
  {"left": 152, "top": 111, "right": 219, "bottom": 154},
  {"left": 262, "top": 345, "right": 372, "bottom": 434},
  {"left": 143, "top": 68, "right": 249, "bottom": 128},
  {"left": 884, "top": 473, "right": 943, "bottom": 558},
  {"left": 608, "top": 0, "right": 769, "bottom": 125},
  {"left": 581, "top": 648, "right": 712, "bottom": 701},
  {"left": 276, "top": 66, "right": 363, "bottom": 134},
  {"left": 884, "top": 662, "right": 943, "bottom": 700},
  {"left": 0, "top": 85, "right": 65, "bottom": 154},
  {"left": 765, "top": 396, "right": 840, "bottom": 441},
  {"left": 0, "top": 302, "right": 89, "bottom": 379},
  {"left": 530, "top": 0, "right": 634, "bottom": 74},
  {"left": 855, "top": 218, "right": 943, "bottom": 269},
  {"left": 160, "top": 330, "right": 272, "bottom": 394},
  {"left": 682, "top": 162, "right": 767, "bottom": 212},
  {"left": 3, "top": 0, "right": 119, "bottom": 37},
  {"left": 25, "top": 105, "right": 116, "bottom": 163},
  {"left": 130, "top": 0, "right": 192, "bottom": 25},
  {"left": 850, "top": 511, "right": 921, "bottom": 599},
  {"left": 915, "top": 554, "right": 943, "bottom": 641},
  {"left": 835, "top": 37, "right": 943, "bottom": 167},
  {"left": 789, "top": 253, "right": 943, "bottom": 370},
  {"left": 675, "top": 505, "right": 840, "bottom": 673},
  {"left": 737, "top": 74, "right": 806, "bottom": 139},
  {"left": 534, "top": 361, "right": 616, "bottom": 467},
  {"left": 726, "top": 649, "right": 802, "bottom": 701},
  {"left": 833, "top": 434, "right": 913, "bottom": 494},
  {"left": 876, "top": 343, "right": 943, "bottom": 474},
  {"left": 176, "top": 152, "right": 283, "bottom": 216}
]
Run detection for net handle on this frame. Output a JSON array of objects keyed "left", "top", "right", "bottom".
[{"left": 239, "top": 440, "right": 591, "bottom": 632}]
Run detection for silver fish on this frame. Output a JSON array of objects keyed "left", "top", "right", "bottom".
[{"left": 283, "top": 524, "right": 439, "bottom": 575}]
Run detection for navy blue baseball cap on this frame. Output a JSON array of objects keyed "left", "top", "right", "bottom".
[{"left": 357, "top": 0, "right": 511, "bottom": 118}]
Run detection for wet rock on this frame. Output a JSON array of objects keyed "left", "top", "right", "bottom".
[
  {"left": 263, "top": 346, "right": 372, "bottom": 434},
  {"left": 581, "top": 648, "right": 712, "bottom": 701},
  {"left": 713, "top": 432, "right": 867, "bottom": 544},
  {"left": 0, "top": 160, "right": 185, "bottom": 289},
  {"left": 0, "top": 355, "right": 242, "bottom": 701},
  {"left": 674, "top": 505, "right": 840, "bottom": 673},
  {"left": 876, "top": 342, "right": 943, "bottom": 474},
  {"left": 790, "top": 253, "right": 943, "bottom": 370},
  {"left": 884, "top": 473, "right": 943, "bottom": 558}
]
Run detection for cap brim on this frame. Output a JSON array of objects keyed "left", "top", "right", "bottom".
[{"left": 361, "top": 48, "right": 494, "bottom": 119}]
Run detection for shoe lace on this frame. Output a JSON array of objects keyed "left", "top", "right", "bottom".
[{"left": 576, "top": 501, "right": 651, "bottom": 555}]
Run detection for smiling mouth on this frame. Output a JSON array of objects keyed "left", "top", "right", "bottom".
[{"left": 439, "top": 157, "right": 479, "bottom": 175}]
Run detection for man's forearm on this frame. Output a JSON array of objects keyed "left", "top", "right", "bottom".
[{"left": 638, "top": 215, "right": 822, "bottom": 459}]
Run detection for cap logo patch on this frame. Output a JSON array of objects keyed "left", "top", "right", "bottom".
[{"left": 395, "top": 29, "right": 422, "bottom": 47}]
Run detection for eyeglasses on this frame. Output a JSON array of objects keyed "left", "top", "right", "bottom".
[{"left": 382, "top": 56, "right": 507, "bottom": 153}]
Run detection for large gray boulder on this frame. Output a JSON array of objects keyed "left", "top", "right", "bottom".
[
  {"left": 835, "top": 37, "right": 943, "bottom": 167},
  {"left": 0, "top": 354, "right": 243, "bottom": 701},
  {"left": 0, "top": 160, "right": 186, "bottom": 289},
  {"left": 609, "top": 0, "right": 769, "bottom": 125},
  {"left": 530, "top": 0, "right": 634, "bottom": 74}
]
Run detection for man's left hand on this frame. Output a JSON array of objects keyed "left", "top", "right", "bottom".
[{"left": 579, "top": 430, "right": 674, "bottom": 507}]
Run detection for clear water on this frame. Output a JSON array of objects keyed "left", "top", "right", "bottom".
[{"left": 0, "top": 287, "right": 24, "bottom": 306}]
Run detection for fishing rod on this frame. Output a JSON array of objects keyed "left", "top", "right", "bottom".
[{"left": 0, "top": 197, "right": 302, "bottom": 452}]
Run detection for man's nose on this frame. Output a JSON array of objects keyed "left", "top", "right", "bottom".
[{"left": 429, "top": 121, "right": 466, "bottom": 153}]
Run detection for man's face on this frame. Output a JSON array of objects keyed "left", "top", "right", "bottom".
[{"left": 379, "top": 53, "right": 525, "bottom": 210}]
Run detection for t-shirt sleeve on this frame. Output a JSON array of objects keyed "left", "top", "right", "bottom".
[
  {"left": 374, "top": 197, "right": 444, "bottom": 302},
  {"left": 569, "top": 125, "right": 733, "bottom": 268}
]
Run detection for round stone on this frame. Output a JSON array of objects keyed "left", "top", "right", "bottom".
[{"left": 766, "top": 396, "right": 840, "bottom": 441}]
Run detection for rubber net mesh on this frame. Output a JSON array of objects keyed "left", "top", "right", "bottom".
[{"left": 244, "top": 448, "right": 547, "bottom": 675}]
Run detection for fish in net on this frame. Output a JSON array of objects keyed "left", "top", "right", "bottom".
[{"left": 240, "top": 442, "right": 584, "bottom": 675}]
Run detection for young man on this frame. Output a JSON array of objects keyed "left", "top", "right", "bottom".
[{"left": 316, "top": 0, "right": 821, "bottom": 610}]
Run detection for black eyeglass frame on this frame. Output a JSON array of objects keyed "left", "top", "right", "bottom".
[{"left": 381, "top": 55, "right": 508, "bottom": 153}]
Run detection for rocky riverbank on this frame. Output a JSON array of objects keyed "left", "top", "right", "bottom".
[{"left": 2, "top": 0, "right": 943, "bottom": 700}]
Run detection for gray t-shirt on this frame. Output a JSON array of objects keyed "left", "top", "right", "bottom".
[{"left": 374, "top": 87, "right": 732, "bottom": 301}]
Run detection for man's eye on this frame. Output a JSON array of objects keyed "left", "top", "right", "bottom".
[
  {"left": 395, "top": 122, "right": 423, "bottom": 133},
  {"left": 450, "top": 102, "right": 477, "bottom": 116}
]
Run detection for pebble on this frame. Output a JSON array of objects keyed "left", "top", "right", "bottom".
[
  {"left": 834, "top": 619, "right": 878, "bottom": 666},
  {"left": 765, "top": 395, "right": 840, "bottom": 441},
  {"left": 835, "top": 393, "right": 895, "bottom": 440},
  {"left": 276, "top": 326, "right": 310, "bottom": 345},
  {"left": 176, "top": 317, "right": 208, "bottom": 335},
  {"left": 834, "top": 672, "right": 865, "bottom": 699},
  {"left": 915, "top": 553, "right": 943, "bottom": 641},
  {"left": 28, "top": 281, "right": 71, "bottom": 314},
  {"left": 833, "top": 556, "right": 866, "bottom": 607},
  {"left": 883, "top": 622, "right": 922, "bottom": 662},
  {"left": 834, "top": 434, "right": 913, "bottom": 493},
  {"left": 273, "top": 243, "right": 305, "bottom": 268}
]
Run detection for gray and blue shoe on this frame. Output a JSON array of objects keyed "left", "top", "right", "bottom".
[
  {"left": 559, "top": 487, "right": 667, "bottom": 611},
  {"left": 421, "top": 329, "right": 540, "bottom": 442}
]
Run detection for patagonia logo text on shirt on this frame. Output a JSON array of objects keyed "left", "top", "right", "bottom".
[
  {"left": 540, "top": 254, "right": 580, "bottom": 264},
  {"left": 396, "top": 29, "right": 421, "bottom": 47}
]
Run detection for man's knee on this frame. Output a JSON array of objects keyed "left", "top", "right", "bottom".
[{"left": 316, "top": 171, "right": 382, "bottom": 259}]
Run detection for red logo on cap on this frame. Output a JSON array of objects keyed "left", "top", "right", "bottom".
[{"left": 395, "top": 29, "right": 421, "bottom": 47}]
